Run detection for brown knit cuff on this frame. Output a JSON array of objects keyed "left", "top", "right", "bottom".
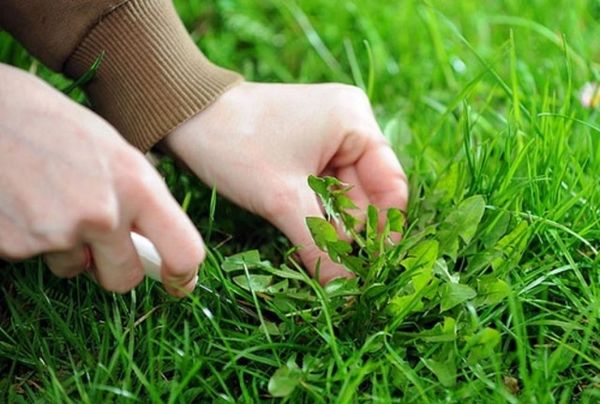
[{"left": 65, "top": 0, "right": 242, "bottom": 152}]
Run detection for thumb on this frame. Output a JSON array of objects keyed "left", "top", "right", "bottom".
[{"left": 267, "top": 178, "right": 353, "bottom": 284}]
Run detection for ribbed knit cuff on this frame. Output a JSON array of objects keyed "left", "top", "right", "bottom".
[{"left": 65, "top": 0, "right": 243, "bottom": 152}]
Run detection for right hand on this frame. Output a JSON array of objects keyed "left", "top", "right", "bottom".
[{"left": 0, "top": 64, "right": 204, "bottom": 296}]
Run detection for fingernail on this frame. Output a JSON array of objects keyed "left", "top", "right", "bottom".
[
  {"left": 184, "top": 274, "right": 199, "bottom": 291},
  {"left": 165, "top": 273, "right": 198, "bottom": 298}
]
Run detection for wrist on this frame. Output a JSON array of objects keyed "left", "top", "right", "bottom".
[{"left": 65, "top": 0, "right": 243, "bottom": 152}]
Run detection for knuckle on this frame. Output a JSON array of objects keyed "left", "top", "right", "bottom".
[
  {"left": 0, "top": 246, "right": 29, "bottom": 261},
  {"left": 82, "top": 199, "right": 119, "bottom": 234},
  {"left": 45, "top": 230, "right": 78, "bottom": 252},
  {"left": 0, "top": 232, "right": 36, "bottom": 260},
  {"left": 118, "top": 168, "right": 166, "bottom": 211},
  {"left": 333, "top": 84, "right": 369, "bottom": 103},
  {"left": 327, "top": 85, "right": 375, "bottom": 132},
  {"left": 114, "top": 151, "right": 161, "bottom": 193}
]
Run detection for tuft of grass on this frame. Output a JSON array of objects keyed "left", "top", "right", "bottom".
[{"left": 1, "top": 0, "right": 599, "bottom": 401}]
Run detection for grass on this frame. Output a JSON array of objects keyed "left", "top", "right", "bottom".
[{"left": 1, "top": 0, "right": 599, "bottom": 401}]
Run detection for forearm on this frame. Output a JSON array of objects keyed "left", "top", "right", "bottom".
[
  {"left": 0, "top": 1, "right": 124, "bottom": 71},
  {"left": 0, "top": 0, "right": 242, "bottom": 151}
]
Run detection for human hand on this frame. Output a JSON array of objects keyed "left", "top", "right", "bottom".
[
  {"left": 164, "top": 82, "right": 408, "bottom": 283},
  {"left": 0, "top": 64, "right": 204, "bottom": 296}
]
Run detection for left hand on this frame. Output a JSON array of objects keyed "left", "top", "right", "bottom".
[{"left": 163, "top": 82, "right": 408, "bottom": 283}]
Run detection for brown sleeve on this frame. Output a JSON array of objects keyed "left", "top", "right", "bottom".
[{"left": 0, "top": 0, "right": 242, "bottom": 151}]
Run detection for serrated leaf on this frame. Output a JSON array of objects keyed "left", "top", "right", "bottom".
[
  {"left": 388, "top": 293, "right": 424, "bottom": 315},
  {"left": 387, "top": 208, "right": 406, "bottom": 233},
  {"left": 492, "top": 220, "right": 530, "bottom": 271},
  {"left": 439, "top": 195, "right": 486, "bottom": 259},
  {"left": 306, "top": 217, "right": 338, "bottom": 249},
  {"left": 412, "top": 267, "right": 433, "bottom": 292},
  {"left": 465, "top": 327, "right": 501, "bottom": 364},
  {"left": 267, "top": 279, "right": 289, "bottom": 294},
  {"left": 328, "top": 239, "right": 352, "bottom": 260},
  {"left": 433, "top": 162, "right": 460, "bottom": 205},
  {"left": 401, "top": 239, "right": 439, "bottom": 273},
  {"left": 440, "top": 283, "right": 476, "bottom": 312},
  {"left": 422, "top": 357, "right": 457, "bottom": 387},
  {"left": 475, "top": 276, "right": 510, "bottom": 306},
  {"left": 418, "top": 317, "right": 457, "bottom": 342},
  {"left": 340, "top": 255, "right": 367, "bottom": 276},
  {"left": 324, "top": 277, "right": 358, "bottom": 296},
  {"left": 308, "top": 175, "right": 329, "bottom": 197},
  {"left": 366, "top": 205, "right": 379, "bottom": 241},
  {"left": 363, "top": 282, "right": 387, "bottom": 299},
  {"left": 268, "top": 364, "right": 302, "bottom": 397},
  {"left": 221, "top": 250, "right": 262, "bottom": 272},
  {"left": 401, "top": 240, "right": 438, "bottom": 293},
  {"left": 259, "top": 321, "right": 281, "bottom": 336},
  {"left": 233, "top": 274, "right": 272, "bottom": 292},
  {"left": 433, "top": 258, "right": 459, "bottom": 284},
  {"left": 335, "top": 193, "right": 358, "bottom": 210},
  {"left": 481, "top": 210, "right": 511, "bottom": 248}
]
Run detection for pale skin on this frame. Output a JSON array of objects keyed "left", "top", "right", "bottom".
[
  {"left": 164, "top": 82, "right": 409, "bottom": 283},
  {"left": 0, "top": 64, "right": 204, "bottom": 296},
  {"left": 0, "top": 65, "right": 408, "bottom": 294}
]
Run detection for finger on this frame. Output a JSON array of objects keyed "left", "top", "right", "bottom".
[
  {"left": 334, "top": 165, "right": 371, "bottom": 231},
  {"left": 356, "top": 138, "right": 408, "bottom": 210},
  {"left": 134, "top": 185, "right": 205, "bottom": 297},
  {"left": 269, "top": 178, "right": 353, "bottom": 284},
  {"left": 44, "top": 245, "right": 88, "bottom": 278},
  {"left": 89, "top": 230, "right": 144, "bottom": 294},
  {"left": 356, "top": 137, "right": 409, "bottom": 240}
]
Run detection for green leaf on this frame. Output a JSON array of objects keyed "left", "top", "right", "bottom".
[
  {"left": 400, "top": 240, "right": 438, "bottom": 294},
  {"left": 440, "top": 283, "right": 476, "bottom": 312},
  {"left": 412, "top": 267, "right": 433, "bottom": 292},
  {"left": 233, "top": 274, "right": 273, "bottom": 292},
  {"left": 439, "top": 195, "right": 486, "bottom": 259},
  {"left": 433, "top": 258, "right": 459, "bottom": 284},
  {"left": 418, "top": 317, "right": 457, "bottom": 342},
  {"left": 388, "top": 292, "right": 424, "bottom": 316},
  {"left": 451, "top": 195, "right": 487, "bottom": 243},
  {"left": 221, "top": 250, "right": 262, "bottom": 272},
  {"left": 62, "top": 51, "right": 105, "bottom": 94},
  {"left": 475, "top": 276, "right": 510, "bottom": 306},
  {"left": 549, "top": 347, "right": 576, "bottom": 373},
  {"left": 335, "top": 193, "right": 358, "bottom": 210},
  {"left": 268, "top": 363, "right": 302, "bottom": 397},
  {"left": 422, "top": 357, "right": 457, "bottom": 387},
  {"left": 401, "top": 239, "right": 439, "bottom": 273},
  {"left": 324, "top": 277, "right": 358, "bottom": 296},
  {"left": 465, "top": 327, "right": 501, "bottom": 364},
  {"left": 339, "top": 255, "right": 367, "bottom": 276},
  {"left": 307, "top": 175, "right": 329, "bottom": 197},
  {"left": 387, "top": 208, "right": 406, "bottom": 233},
  {"left": 267, "top": 279, "right": 289, "bottom": 294},
  {"left": 366, "top": 205, "right": 379, "bottom": 241},
  {"left": 491, "top": 220, "right": 530, "bottom": 271},
  {"left": 433, "top": 162, "right": 460, "bottom": 205},
  {"left": 259, "top": 321, "right": 281, "bottom": 336},
  {"left": 306, "top": 217, "right": 339, "bottom": 249},
  {"left": 481, "top": 210, "right": 511, "bottom": 248},
  {"left": 327, "top": 240, "right": 353, "bottom": 261}
]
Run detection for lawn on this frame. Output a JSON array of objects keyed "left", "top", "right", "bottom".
[{"left": 1, "top": 0, "right": 599, "bottom": 402}]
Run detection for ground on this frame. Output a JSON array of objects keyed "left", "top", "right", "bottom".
[{"left": 1, "top": 0, "right": 599, "bottom": 402}]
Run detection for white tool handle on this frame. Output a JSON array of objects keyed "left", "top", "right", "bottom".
[{"left": 130, "top": 232, "right": 162, "bottom": 282}]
